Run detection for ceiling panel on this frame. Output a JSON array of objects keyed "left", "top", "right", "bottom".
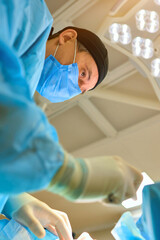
[
  {"left": 72, "top": 115, "right": 160, "bottom": 182},
  {"left": 108, "top": 72, "right": 158, "bottom": 99},
  {"left": 105, "top": 44, "right": 128, "bottom": 71},
  {"left": 119, "top": 121, "right": 160, "bottom": 182},
  {"left": 73, "top": 0, "right": 118, "bottom": 33},
  {"left": 90, "top": 97, "right": 159, "bottom": 131},
  {"left": 45, "top": 0, "right": 68, "bottom": 14},
  {"left": 50, "top": 105, "right": 106, "bottom": 152}
]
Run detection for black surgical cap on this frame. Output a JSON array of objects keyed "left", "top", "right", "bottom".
[{"left": 48, "top": 26, "right": 109, "bottom": 89}]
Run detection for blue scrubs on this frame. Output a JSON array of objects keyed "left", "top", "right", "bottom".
[
  {"left": 138, "top": 182, "right": 160, "bottom": 240},
  {"left": 112, "top": 183, "right": 160, "bottom": 240},
  {"left": 0, "top": 219, "right": 58, "bottom": 240},
  {"left": 0, "top": 0, "right": 64, "bottom": 211}
]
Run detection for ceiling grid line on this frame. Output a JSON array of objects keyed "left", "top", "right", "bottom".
[
  {"left": 72, "top": 113, "right": 160, "bottom": 156},
  {"left": 78, "top": 98, "right": 117, "bottom": 137},
  {"left": 88, "top": 88, "right": 160, "bottom": 111},
  {"left": 100, "top": 60, "right": 137, "bottom": 88}
]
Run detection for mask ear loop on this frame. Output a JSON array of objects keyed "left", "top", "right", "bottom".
[
  {"left": 73, "top": 39, "right": 77, "bottom": 63},
  {"left": 54, "top": 39, "right": 77, "bottom": 61},
  {"left": 53, "top": 43, "right": 59, "bottom": 57}
]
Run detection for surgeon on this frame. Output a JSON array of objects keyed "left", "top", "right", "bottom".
[
  {"left": 0, "top": 0, "right": 143, "bottom": 239},
  {"left": 36, "top": 25, "right": 106, "bottom": 101}
]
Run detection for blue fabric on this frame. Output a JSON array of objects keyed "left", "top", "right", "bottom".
[
  {"left": 112, "top": 183, "right": 160, "bottom": 240},
  {"left": 0, "top": 0, "right": 64, "bottom": 195},
  {"left": 0, "top": 0, "right": 53, "bottom": 96},
  {"left": 111, "top": 212, "right": 145, "bottom": 240},
  {"left": 139, "top": 182, "right": 160, "bottom": 240},
  {"left": 0, "top": 196, "right": 8, "bottom": 213},
  {"left": 37, "top": 55, "right": 81, "bottom": 103},
  {"left": 0, "top": 220, "right": 9, "bottom": 232},
  {"left": 0, "top": 219, "right": 58, "bottom": 240},
  {"left": 136, "top": 217, "right": 150, "bottom": 240}
]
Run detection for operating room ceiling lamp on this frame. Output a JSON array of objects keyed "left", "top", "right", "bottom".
[
  {"left": 109, "top": 23, "right": 132, "bottom": 45},
  {"left": 151, "top": 57, "right": 160, "bottom": 77},
  {"left": 105, "top": 0, "right": 160, "bottom": 93},
  {"left": 132, "top": 37, "right": 154, "bottom": 59},
  {"left": 135, "top": 9, "right": 159, "bottom": 33}
]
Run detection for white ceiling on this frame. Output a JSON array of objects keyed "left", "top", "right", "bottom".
[{"left": 33, "top": 0, "right": 160, "bottom": 238}]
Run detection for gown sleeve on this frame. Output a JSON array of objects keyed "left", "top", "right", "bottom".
[
  {"left": 0, "top": 0, "right": 65, "bottom": 194},
  {"left": 0, "top": 39, "right": 64, "bottom": 194},
  {"left": 0, "top": 0, "right": 54, "bottom": 95}
]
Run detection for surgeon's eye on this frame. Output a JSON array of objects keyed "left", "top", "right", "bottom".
[{"left": 80, "top": 70, "right": 86, "bottom": 77}]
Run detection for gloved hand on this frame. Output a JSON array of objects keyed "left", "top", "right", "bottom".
[
  {"left": 48, "top": 153, "right": 143, "bottom": 204},
  {"left": 2, "top": 193, "right": 73, "bottom": 240}
]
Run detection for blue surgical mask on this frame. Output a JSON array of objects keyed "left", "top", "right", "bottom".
[{"left": 37, "top": 40, "right": 81, "bottom": 102}]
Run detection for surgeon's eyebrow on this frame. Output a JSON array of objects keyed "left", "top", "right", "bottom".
[{"left": 85, "top": 65, "right": 91, "bottom": 81}]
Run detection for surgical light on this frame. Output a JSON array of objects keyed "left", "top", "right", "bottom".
[
  {"left": 109, "top": 23, "right": 121, "bottom": 33},
  {"left": 151, "top": 58, "right": 160, "bottom": 77},
  {"left": 119, "top": 33, "right": 131, "bottom": 45},
  {"left": 141, "top": 38, "right": 154, "bottom": 59},
  {"left": 154, "top": 0, "right": 160, "bottom": 5},
  {"left": 132, "top": 37, "right": 154, "bottom": 59},
  {"left": 136, "top": 20, "right": 146, "bottom": 31},
  {"left": 110, "top": 32, "right": 119, "bottom": 42},
  {"left": 141, "top": 47, "right": 154, "bottom": 59},
  {"left": 146, "top": 21, "right": 159, "bottom": 33},
  {"left": 135, "top": 9, "right": 159, "bottom": 33},
  {"left": 149, "top": 10, "right": 159, "bottom": 21},
  {"left": 147, "top": 11, "right": 159, "bottom": 33},
  {"left": 109, "top": 23, "right": 131, "bottom": 45},
  {"left": 122, "top": 172, "right": 154, "bottom": 209},
  {"left": 106, "top": 1, "right": 160, "bottom": 92},
  {"left": 132, "top": 37, "right": 143, "bottom": 56},
  {"left": 121, "top": 24, "right": 130, "bottom": 33},
  {"left": 136, "top": 9, "right": 148, "bottom": 31},
  {"left": 109, "top": 23, "right": 120, "bottom": 42}
]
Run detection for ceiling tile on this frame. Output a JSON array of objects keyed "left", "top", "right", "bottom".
[
  {"left": 90, "top": 97, "right": 159, "bottom": 131},
  {"left": 73, "top": 0, "right": 118, "bottom": 33},
  {"left": 105, "top": 44, "right": 128, "bottom": 71},
  {"left": 45, "top": 0, "right": 68, "bottom": 14},
  {"left": 50, "top": 105, "right": 106, "bottom": 152},
  {"left": 108, "top": 72, "right": 158, "bottom": 99}
]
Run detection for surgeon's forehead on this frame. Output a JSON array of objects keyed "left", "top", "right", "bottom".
[{"left": 78, "top": 51, "right": 97, "bottom": 68}]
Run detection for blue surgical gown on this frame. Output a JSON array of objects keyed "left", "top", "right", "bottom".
[
  {"left": 0, "top": 0, "right": 64, "bottom": 211},
  {"left": 0, "top": 219, "right": 58, "bottom": 240},
  {"left": 112, "top": 183, "right": 160, "bottom": 240}
]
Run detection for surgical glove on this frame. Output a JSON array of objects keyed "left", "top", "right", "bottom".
[
  {"left": 48, "top": 153, "right": 143, "bottom": 204},
  {"left": 2, "top": 193, "right": 73, "bottom": 240}
]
